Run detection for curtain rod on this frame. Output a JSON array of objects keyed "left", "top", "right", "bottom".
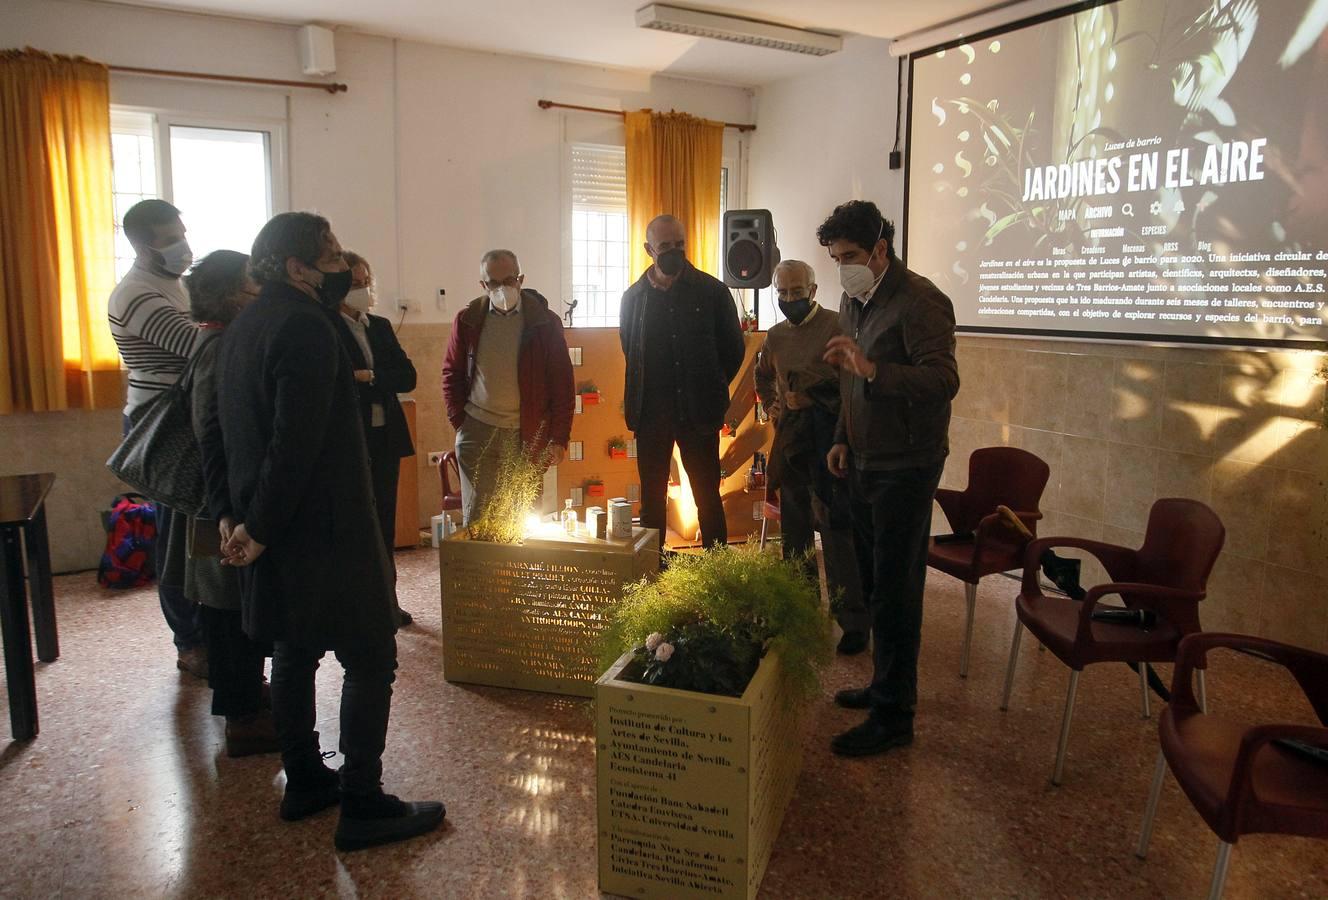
[
  {"left": 537, "top": 99, "right": 755, "bottom": 132},
  {"left": 109, "top": 64, "right": 348, "bottom": 94}
]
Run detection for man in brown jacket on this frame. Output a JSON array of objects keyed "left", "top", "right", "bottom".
[{"left": 818, "top": 200, "right": 959, "bottom": 757}]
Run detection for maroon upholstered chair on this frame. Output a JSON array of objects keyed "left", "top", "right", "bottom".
[
  {"left": 1136, "top": 633, "right": 1328, "bottom": 899},
  {"left": 1001, "top": 498, "right": 1225, "bottom": 784},
  {"left": 928, "top": 447, "right": 1049, "bottom": 677},
  {"left": 438, "top": 450, "right": 462, "bottom": 514}
]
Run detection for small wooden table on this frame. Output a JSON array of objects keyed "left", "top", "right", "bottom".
[{"left": 0, "top": 473, "right": 59, "bottom": 740}]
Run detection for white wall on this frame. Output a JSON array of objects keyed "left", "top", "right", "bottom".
[
  {"left": 748, "top": 35, "right": 903, "bottom": 307},
  {"left": 3, "top": 0, "right": 753, "bottom": 324},
  {"left": 0, "top": 0, "right": 754, "bottom": 570}
]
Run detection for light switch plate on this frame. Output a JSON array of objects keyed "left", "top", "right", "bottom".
[
  {"left": 570, "top": 487, "right": 584, "bottom": 506},
  {"left": 626, "top": 439, "right": 637, "bottom": 458},
  {"left": 569, "top": 441, "right": 584, "bottom": 461},
  {"left": 569, "top": 347, "right": 583, "bottom": 366},
  {"left": 575, "top": 394, "right": 583, "bottom": 414}
]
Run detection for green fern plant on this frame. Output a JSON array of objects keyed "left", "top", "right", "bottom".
[{"left": 598, "top": 543, "right": 831, "bottom": 700}]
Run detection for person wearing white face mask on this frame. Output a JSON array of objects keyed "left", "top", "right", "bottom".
[
  {"left": 442, "top": 249, "right": 575, "bottom": 525},
  {"left": 330, "top": 251, "right": 417, "bottom": 629},
  {"left": 106, "top": 198, "right": 207, "bottom": 678},
  {"left": 816, "top": 200, "right": 959, "bottom": 759}
]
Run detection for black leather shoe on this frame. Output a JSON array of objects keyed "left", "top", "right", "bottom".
[
  {"left": 837, "top": 631, "right": 869, "bottom": 655},
  {"left": 280, "top": 765, "right": 341, "bottom": 822},
  {"left": 394, "top": 607, "right": 413, "bottom": 629},
  {"left": 834, "top": 687, "right": 872, "bottom": 709},
  {"left": 335, "top": 792, "right": 446, "bottom": 852},
  {"left": 831, "top": 717, "right": 914, "bottom": 757}
]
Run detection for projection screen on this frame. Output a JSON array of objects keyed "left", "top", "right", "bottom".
[{"left": 905, "top": 0, "right": 1328, "bottom": 348}]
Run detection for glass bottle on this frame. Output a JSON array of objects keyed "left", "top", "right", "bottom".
[{"left": 561, "top": 498, "right": 578, "bottom": 535}]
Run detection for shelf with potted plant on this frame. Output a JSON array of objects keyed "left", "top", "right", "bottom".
[
  {"left": 578, "top": 381, "right": 601, "bottom": 406},
  {"left": 594, "top": 544, "right": 830, "bottom": 899},
  {"left": 607, "top": 436, "right": 628, "bottom": 460}
]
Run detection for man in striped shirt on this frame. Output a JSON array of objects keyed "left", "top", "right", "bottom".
[{"left": 107, "top": 199, "right": 206, "bottom": 677}]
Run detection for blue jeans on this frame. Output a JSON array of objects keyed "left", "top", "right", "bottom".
[{"left": 123, "top": 412, "right": 203, "bottom": 652}]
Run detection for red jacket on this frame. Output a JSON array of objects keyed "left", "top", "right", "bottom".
[{"left": 441, "top": 289, "right": 575, "bottom": 457}]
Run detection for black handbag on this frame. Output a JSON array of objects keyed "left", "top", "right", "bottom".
[{"left": 106, "top": 335, "right": 216, "bottom": 516}]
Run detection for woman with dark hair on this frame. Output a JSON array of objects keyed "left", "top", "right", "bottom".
[
  {"left": 208, "top": 211, "right": 443, "bottom": 850},
  {"left": 335, "top": 250, "right": 417, "bottom": 628},
  {"left": 182, "top": 250, "right": 275, "bottom": 756}
]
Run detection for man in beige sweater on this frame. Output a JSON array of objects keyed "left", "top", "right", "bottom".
[{"left": 754, "top": 260, "right": 868, "bottom": 655}]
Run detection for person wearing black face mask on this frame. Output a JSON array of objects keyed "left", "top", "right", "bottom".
[
  {"left": 619, "top": 214, "right": 745, "bottom": 552},
  {"left": 209, "top": 212, "right": 444, "bottom": 850},
  {"left": 754, "top": 260, "right": 868, "bottom": 655}
]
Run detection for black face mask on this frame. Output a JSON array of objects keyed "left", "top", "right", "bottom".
[
  {"left": 779, "top": 298, "right": 813, "bottom": 325},
  {"left": 655, "top": 248, "right": 686, "bottom": 277},
  {"left": 315, "top": 267, "right": 353, "bottom": 310}
]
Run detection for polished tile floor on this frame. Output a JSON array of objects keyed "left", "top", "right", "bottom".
[{"left": 2, "top": 548, "right": 1325, "bottom": 898}]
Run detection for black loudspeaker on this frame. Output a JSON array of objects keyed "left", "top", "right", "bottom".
[{"left": 722, "top": 209, "right": 779, "bottom": 289}]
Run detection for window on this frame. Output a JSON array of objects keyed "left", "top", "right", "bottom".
[
  {"left": 110, "top": 109, "right": 284, "bottom": 280},
  {"left": 110, "top": 111, "right": 158, "bottom": 281},
  {"left": 569, "top": 144, "right": 629, "bottom": 328}
]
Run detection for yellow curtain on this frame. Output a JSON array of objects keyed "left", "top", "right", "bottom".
[
  {"left": 625, "top": 109, "right": 724, "bottom": 281},
  {"left": 0, "top": 48, "right": 119, "bottom": 414}
]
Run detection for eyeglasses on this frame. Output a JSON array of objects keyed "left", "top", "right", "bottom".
[
  {"left": 774, "top": 290, "right": 812, "bottom": 302},
  {"left": 482, "top": 276, "right": 523, "bottom": 290}
]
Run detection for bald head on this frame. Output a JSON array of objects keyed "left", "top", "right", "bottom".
[{"left": 646, "top": 215, "right": 685, "bottom": 245}]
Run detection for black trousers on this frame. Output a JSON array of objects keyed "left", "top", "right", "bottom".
[
  {"left": 779, "top": 479, "right": 870, "bottom": 637},
  {"left": 201, "top": 605, "right": 269, "bottom": 718},
  {"left": 849, "top": 463, "right": 943, "bottom": 718},
  {"left": 636, "top": 415, "right": 727, "bottom": 549},
  {"left": 269, "top": 633, "right": 398, "bottom": 794}
]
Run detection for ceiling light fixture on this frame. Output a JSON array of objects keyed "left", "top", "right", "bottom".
[{"left": 635, "top": 4, "right": 842, "bottom": 56}]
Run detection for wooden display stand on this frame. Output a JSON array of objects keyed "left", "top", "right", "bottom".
[
  {"left": 394, "top": 398, "right": 420, "bottom": 548},
  {"left": 439, "top": 527, "right": 659, "bottom": 697},
  {"left": 559, "top": 328, "right": 773, "bottom": 548},
  {"left": 596, "top": 651, "right": 802, "bottom": 900}
]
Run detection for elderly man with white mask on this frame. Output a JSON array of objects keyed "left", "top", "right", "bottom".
[
  {"left": 754, "top": 259, "right": 869, "bottom": 655},
  {"left": 442, "top": 249, "right": 575, "bottom": 525}
]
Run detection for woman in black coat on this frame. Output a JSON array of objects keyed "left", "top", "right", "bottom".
[{"left": 335, "top": 251, "right": 417, "bottom": 628}]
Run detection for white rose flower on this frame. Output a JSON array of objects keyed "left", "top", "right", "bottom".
[
  {"left": 645, "top": 632, "right": 664, "bottom": 652},
  {"left": 655, "top": 642, "right": 675, "bottom": 662}
]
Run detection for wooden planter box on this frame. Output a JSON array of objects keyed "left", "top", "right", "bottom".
[
  {"left": 609, "top": 448, "right": 627, "bottom": 460},
  {"left": 581, "top": 391, "right": 601, "bottom": 405},
  {"left": 439, "top": 528, "right": 658, "bottom": 697},
  {"left": 596, "top": 651, "right": 802, "bottom": 900}
]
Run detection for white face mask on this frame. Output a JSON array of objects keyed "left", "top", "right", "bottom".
[
  {"left": 157, "top": 239, "right": 193, "bottom": 277},
  {"left": 837, "top": 219, "right": 886, "bottom": 299},
  {"left": 489, "top": 285, "right": 520, "bottom": 313},
  {"left": 345, "top": 287, "right": 374, "bottom": 313}
]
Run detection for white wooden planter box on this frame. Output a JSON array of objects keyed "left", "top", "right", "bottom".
[
  {"left": 439, "top": 527, "right": 658, "bottom": 697},
  {"left": 596, "top": 650, "right": 802, "bottom": 899}
]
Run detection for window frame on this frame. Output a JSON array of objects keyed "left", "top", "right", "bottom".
[{"left": 109, "top": 103, "right": 290, "bottom": 242}]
